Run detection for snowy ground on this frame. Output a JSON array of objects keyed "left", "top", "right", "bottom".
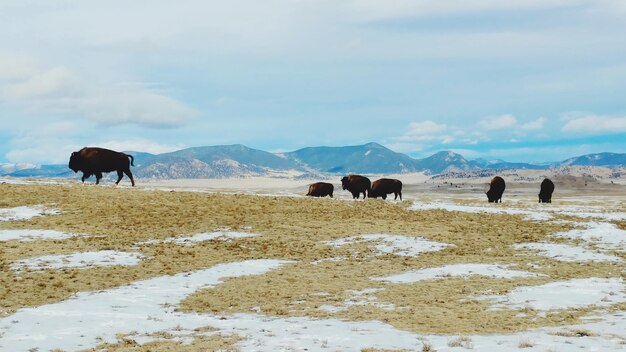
[
  {"left": 136, "top": 230, "right": 259, "bottom": 246},
  {"left": 1, "top": 181, "right": 624, "bottom": 351},
  {"left": 1, "top": 260, "right": 624, "bottom": 352},
  {"left": 324, "top": 234, "right": 452, "bottom": 257},
  {"left": 0, "top": 205, "right": 60, "bottom": 222},
  {"left": 373, "top": 263, "right": 543, "bottom": 283},
  {"left": 10, "top": 250, "right": 145, "bottom": 271},
  {"left": 0, "top": 229, "right": 82, "bottom": 242}
]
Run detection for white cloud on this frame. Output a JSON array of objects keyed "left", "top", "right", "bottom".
[
  {"left": 97, "top": 139, "right": 184, "bottom": 154},
  {"left": 561, "top": 113, "right": 626, "bottom": 134},
  {"left": 0, "top": 54, "right": 37, "bottom": 81},
  {"left": 391, "top": 120, "right": 454, "bottom": 152},
  {"left": 521, "top": 117, "right": 546, "bottom": 131},
  {"left": 3, "top": 67, "right": 80, "bottom": 100},
  {"left": 0, "top": 57, "right": 195, "bottom": 129},
  {"left": 402, "top": 120, "right": 447, "bottom": 139},
  {"left": 76, "top": 89, "right": 195, "bottom": 128},
  {"left": 479, "top": 114, "right": 518, "bottom": 130},
  {"left": 6, "top": 137, "right": 183, "bottom": 164},
  {"left": 349, "top": 0, "right": 583, "bottom": 22}
]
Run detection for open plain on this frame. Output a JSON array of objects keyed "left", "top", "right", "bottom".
[{"left": 0, "top": 175, "right": 624, "bottom": 351}]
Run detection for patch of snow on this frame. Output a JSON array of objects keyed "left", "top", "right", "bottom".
[
  {"left": 310, "top": 256, "right": 347, "bottom": 265},
  {"left": 0, "top": 229, "right": 83, "bottom": 242},
  {"left": 11, "top": 251, "right": 145, "bottom": 271},
  {"left": 316, "top": 288, "right": 396, "bottom": 313},
  {"left": 0, "top": 177, "right": 68, "bottom": 185},
  {"left": 514, "top": 242, "right": 622, "bottom": 262},
  {"left": 324, "top": 234, "right": 452, "bottom": 257},
  {"left": 554, "top": 209, "right": 626, "bottom": 221},
  {"left": 0, "top": 260, "right": 292, "bottom": 352},
  {"left": 411, "top": 201, "right": 626, "bottom": 222},
  {"left": 137, "top": 230, "right": 259, "bottom": 246},
  {"left": 364, "top": 150, "right": 372, "bottom": 156},
  {"left": 410, "top": 202, "right": 552, "bottom": 221},
  {"left": 373, "top": 263, "right": 542, "bottom": 283},
  {"left": 478, "top": 278, "right": 626, "bottom": 311},
  {"left": 0, "top": 261, "right": 624, "bottom": 351},
  {"left": 0, "top": 206, "right": 61, "bottom": 222},
  {"left": 551, "top": 222, "right": 626, "bottom": 252}
]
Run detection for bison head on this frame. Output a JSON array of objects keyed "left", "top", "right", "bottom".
[
  {"left": 340, "top": 176, "right": 349, "bottom": 190},
  {"left": 486, "top": 190, "right": 497, "bottom": 203},
  {"left": 68, "top": 151, "right": 82, "bottom": 173}
]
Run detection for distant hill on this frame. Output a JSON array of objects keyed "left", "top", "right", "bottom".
[
  {"left": 413, "top": 151, "right": 478, "bottom": 174},
  {"left": 284, "top": 142, "right": 421, "bottom": 174},
  {"left": 2, "top": 144, "right": 625, "bottom": 179},
  {"left": 130, "top": 145, "right": 309, "bottom": 179},
  {"left": 561, "top": 152, "right": 626, "bottom": 167}
]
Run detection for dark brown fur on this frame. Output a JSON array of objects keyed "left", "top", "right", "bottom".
[
  {"left": 538, "top": 178, "right": 555, "bottom": 203},
  {"left": 306, "top": 182, "right": 334, "bottom": 198},
  {"left": 368, "top": 178, "right": 402, "bottom": 200},
  {"left": 486, "top": 176, "right": 505, "bottom": 203},
  {"left": 340, "top": 175, "right": 371, "bottom": 199},
  {"left": 68, "top": 147, "right": 135, "bottom": 186}
]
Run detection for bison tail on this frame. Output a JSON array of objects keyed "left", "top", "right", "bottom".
[{"left": 127, "top": 154, "right": 134, "bottom": 166}]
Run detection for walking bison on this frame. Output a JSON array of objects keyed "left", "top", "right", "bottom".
[
  {"left": 486, "top": 176, "right": 505, "bottom": 203},
  {"left": 538, "top": 178, "right": 555, "bottom": 203},
  {"left": 368, "top": 178, "right": 402, "bottom": 200},
  {"left": 306, "top": 182, "right": 334, "bottom": 198},
  {"left": 340, "top": 175, "right": 371, "bottom": 199},
  {"left": 68, "top": 147, "right": 135, "bottom": 186}
]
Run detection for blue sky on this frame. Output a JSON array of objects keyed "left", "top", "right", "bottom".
[{"left": 1, "top": 0, "right": 626, "bottom": 164}]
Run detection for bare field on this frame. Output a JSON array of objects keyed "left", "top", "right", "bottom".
[{"left": 0, "top": 180, "right": 625, "bottom": 351}]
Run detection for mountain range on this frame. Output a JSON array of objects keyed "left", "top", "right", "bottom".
[{"left": 1, "top": 143, "right": 625, "bottom": 179}]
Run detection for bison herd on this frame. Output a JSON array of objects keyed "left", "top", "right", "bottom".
[
  {"left": 309, "top": 174, "right": 554, "bottom": 203},
  {"left": 67, "top": 147, "right": 555, "bottom": 203}
]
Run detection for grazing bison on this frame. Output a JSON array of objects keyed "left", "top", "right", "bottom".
[
  {"left": 486, "top": 176, "right": 505, "bottom": 203},
  {"left": 340, "top": 174, "right": 371, "bottom": 199},
  {"left": 306, "top": 182, "right": 334, "bottom": 198},
  {"left": 369, "top": 178, "right": 402, "bottom": 200},
  {"left": 68, "top": 147, "right": 135, "bottom": 186},
  {"left": 538, "top": 178, "right": 555, "bottom": 203}
]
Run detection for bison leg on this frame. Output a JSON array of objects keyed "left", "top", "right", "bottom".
[
  {"left": 116, "top": 170, "right": 124, "bottom": 185},
  {"left": 382, "top": 194, "right": 387, "bottom": 200},
  {"left": 124, "top": 169, "right": 135, "bottom": 187},
  {"left": 329, "top": 191, "right": 333, "bottom": 198},
  {"left": 81, "top": 173, "right": 88, "bottom": 183},
  {"left": 95, "top": 172, "right": 103, "bottom": 185}
]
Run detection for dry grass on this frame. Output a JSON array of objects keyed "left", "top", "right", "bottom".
[
  {"left": 85, "top": 333, "right": 241, "bottom": 351},
  {"left": 447, "top": 336, "right": 473, "bottom": 348},
  {"left": 517, "top": 338, "right": 535, "bottom": 348},
  {"left": 550, "top": 328, "right": 598, "bottom": 337},
  {"left": 1, "top": 182, "right": 624, "bottom": 341}
]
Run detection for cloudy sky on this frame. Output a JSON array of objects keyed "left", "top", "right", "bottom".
[{"left": 1, "top": 0, "right": 626, "bottom": 164}]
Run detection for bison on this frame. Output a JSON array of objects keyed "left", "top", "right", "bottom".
[
  {"left": 306, "top": 182, "right": 334, "bottom": 198},
  {"left": 486, "top": 176, "right": 505, "bottom": 203},
  {"left": 368, "top": 178, "right": 402, "bottom": 200},
  {"left": 538, "top": 178, "right": 555, "bottom": 203},
  {"left": 341, "top": 174, "right": 371, "bottom": 199},
  {"left": 68, "top": 147, "right": 135, "bottom": 186}
]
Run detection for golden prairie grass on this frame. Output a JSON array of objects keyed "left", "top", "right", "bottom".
[{"left": 0, "top": 182, "right": 624, "bottom": 344}]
